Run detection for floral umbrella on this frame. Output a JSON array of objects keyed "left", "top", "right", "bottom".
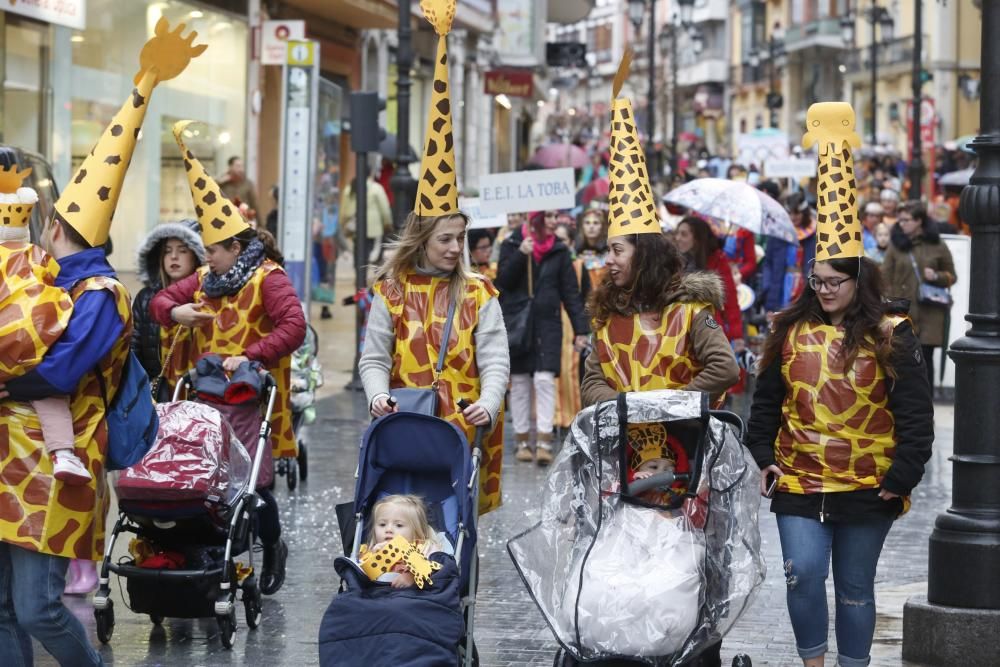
[
  {"left": 530, "top": 143, "right": 589, "bottom": 169},
  {"left": 662, "top": 178, "right": 798, "bottom": 243}
]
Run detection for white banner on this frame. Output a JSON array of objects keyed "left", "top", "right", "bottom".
[
  {"left": 459, "top": 197, "right": 507, "bottom": 229},
  {"left": 5, "top": 0, "right": 86, "bottom": 29},
  {"left": 764, "top": 158, "right": 818, "bottom": 180},
  {"left": 737, "top": 132, "right": 789, "bottom": 169},
  {"left": 261, "top": 20, "right": 305, "bottom": 66},
  {"left": 479, "top": 167, "right": 575, "bottom": 216}
]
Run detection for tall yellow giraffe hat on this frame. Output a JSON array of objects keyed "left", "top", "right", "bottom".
[
  {"left": 606, "top": 49, "right": 659, "bottom": 239},
  {"left": 802, "top": 102, "right": 863, "bottom": 261},
  {"left": 0, "top": 165, "right": 35, "bottom": 228},
  {"left": 415, "top": 0, "right": 459, "bottom": 217},
  {"left": 172, "top": 121, "right": 250, "bottom": 247},
  {"left": 54, "top": 19, "right": 207, "bottom": 247}
]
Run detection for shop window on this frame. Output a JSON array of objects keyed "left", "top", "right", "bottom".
[{"left": 4, "top": 17, "right": 49, "bottom": 154}]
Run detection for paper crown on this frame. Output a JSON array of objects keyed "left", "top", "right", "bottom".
[
  {"left": 358, "top": 536, "right": 442, "bottom": 589},
  {"left": 0, "top": 165, "right": 36, "bottom": 228},
  {"left": 607, "top": 49, "right": 659, "bottom": 239},
  {"left": 802, "top": 102, "right": 863, "bottom": 261},
  {"left": 414, "top": 0, "right": 459, "bottom": 217},
  {"left": 627, "top": 422, "right": 677, "bottom": 470},
  {"left": 54, "top": 19, "right": 206, "bottom": 247},
  {"left": 172, "top": 121, "right": 250, "bottom": 247}
]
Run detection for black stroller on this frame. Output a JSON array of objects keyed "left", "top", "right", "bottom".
[
  {"left": 94, "top": 365, "right": 277, "bottom": 649},
  {"left": 319, "top": 412, "right": 484, "bottom": 666},
  {"left": 508, "top": 390, "right": 766, "bottom": 666}
]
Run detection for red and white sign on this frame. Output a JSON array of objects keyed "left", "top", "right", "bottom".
[
  {"left": 5, "top": 0, "right": 86, "bottom": 30},
  {"left": 262, "top": 20, "right": 305, "bottom": 65},
  {"left": 906, "top": 97, "right": 936, "bottom": 161}
]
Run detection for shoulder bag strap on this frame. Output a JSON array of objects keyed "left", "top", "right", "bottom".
[
  {"left": 907, "top": 252, "right": 923, "bottom": 284},
  {"left": 434, "top": 297, "right": 458, "bottom": 380},
  {"left": 150, "top": 327, "right": 185, "bottom": 401}
]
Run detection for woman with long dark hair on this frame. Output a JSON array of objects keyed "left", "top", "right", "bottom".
[
  {"left": 880, "top": 201, "right": 956, "bottom": 389},
  {"left": 747, "top": 102, "right": 934, "bottom": 667}
]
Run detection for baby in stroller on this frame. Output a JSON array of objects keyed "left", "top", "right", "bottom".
[{"left": 360, "top": 494, "right": 453, "bottom": 589}]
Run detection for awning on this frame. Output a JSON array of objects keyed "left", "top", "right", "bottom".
[{"left": 283, "top": 0, "right": 396, "bottom": 30}]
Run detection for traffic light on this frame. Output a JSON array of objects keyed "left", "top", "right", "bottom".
[
  {"left": 546, "top": 42, "right": 588, "bottom": 68},
  {"left": 349, "top": 92, "right": 387, "bottom": 153},
  {"left": 919, "top": 69, "right": 933, "bottom": 85}
]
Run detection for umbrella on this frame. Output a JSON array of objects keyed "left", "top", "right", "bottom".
[
  {"left": 580, "top": 175, "right": 609, "bottom": 205},
  {"left": 662, "top": 177, "right": 798, "bottom": 244},
  {"left": 378, "top": 133, "right": 419, "bottom": 161},
  {"left": 530, "top": 143, "right": 589, "bottom": 169},
  {"left": 938, "top": 168, "right": 974, "bottom": 187}
]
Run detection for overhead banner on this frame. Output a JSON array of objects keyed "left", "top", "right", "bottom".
[
  {"left": 764, "top": 158, "right": 818, "bottom": 180},
  {"left": 459, "top": 197, "right": 507, "bottom": 229},
  {"left": 479, "top": 167, "right": 575, "bottom": 215},
  {"left": 5, "top": 0, "right": 86, "bottom": 29}
]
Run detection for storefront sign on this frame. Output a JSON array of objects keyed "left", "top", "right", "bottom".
[
  {"left": 459, "top": 197, "right": 508, "bottom": 229},
  {"left": 495, "top": 0, "right": 546, "bottom": 67},
  {"left": 764, "top": 158, "right": 817, "bottom": 180},
  {"left": 478, "top": 168, "right": 575, "bottom": 216},
  {"left": 5, "top": 0, "right": 86, "bottom": 30},
  {"left": 280, "top": 40, "right": 320, "bottom": 302},
  {"left": 484, "top": 69, "right": 534, "bottom": 98},
  {"left": 261, "top": 20, "right": 305, "bottom": 65}
]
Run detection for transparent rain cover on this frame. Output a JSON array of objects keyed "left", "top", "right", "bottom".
[
  {"left": 115, "top": 401, "right": 252, "bottom": 506},
  {"left": 507, "top": 390, "right": 766, "bottom": 665}
]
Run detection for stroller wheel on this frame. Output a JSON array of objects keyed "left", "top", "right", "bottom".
[
  {"left": 243, "top": 579, "right": 263, "bottom": 629},
  {"left": 217, "top": 608, "right": 237, "bottom": 649},
  {"left": 731, "top": 655, "right": 752, "bottom": 667},
  {"left": 297, "top": 442, "right": 308, "bottom": 481},
  {"left": 94, "top": 600, "right": 115, "bottom": 644},
  {"left": 149, "top": 614, "right": 164, "bottom": 625},
  {"left": 287, "top": 458, "right": 298, "bottom": 491}
]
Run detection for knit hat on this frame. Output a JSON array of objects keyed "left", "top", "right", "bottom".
[
  {"left": 801, "top": 102, "right": 863, "bottom": 261},
  {"left": 606, "top": 49, "right": 659, "bottom": 239},
  {"left": 414, "top": 0, "right": 459, "bottom": 217},
  {"left": 54, "top": 18, "right": 207, "bottom": 247}
]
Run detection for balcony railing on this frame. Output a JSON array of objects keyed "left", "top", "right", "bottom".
[
  {"left": 843, "top": 35, "right": 925, "bottom": 75},
  {"left": 730, "top": 63, "right": 767, "bottom": 88},
  {"left": 784, "top": 16, "right": 848, "bottom": 50}
]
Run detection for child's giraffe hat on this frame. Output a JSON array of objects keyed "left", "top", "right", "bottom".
[
  {"left": 54, "top": 18, "right": 207, "bottom": 247},
  {"left": 802, "top": 102, "right": 864, "bottom": 261},
  {"left": 0, "top": 165, "right": 37, "bottom": 228},
  {"left": 172, "top": 120, "right": 251, "bottom": 247},
  {"left": 606, "top": 48, "right": 660, "bottom": 239},
  {"left": 414, "top": 0, "right": 459, "bottom": 217}
]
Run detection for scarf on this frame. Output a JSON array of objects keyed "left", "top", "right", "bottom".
[
  {"left": 523, "top": 223, "right": 556, "bottom": 264},
  {"left": 201, "top": 238, "right": 266, "bottom": 298}
]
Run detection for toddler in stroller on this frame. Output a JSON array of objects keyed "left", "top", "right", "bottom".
[
  {"left": 508, "top": 390, "right": 766, "bottom": 666},
  {"left": 319, "top": 412, "right": 484, "bottom": 667},
  {"left": 93, "top": 359, "right": 280, "bottom": 649}
]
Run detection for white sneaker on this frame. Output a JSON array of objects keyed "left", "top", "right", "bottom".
[{"left": 52, "top": 452, "right": 92, "bottom": 485}]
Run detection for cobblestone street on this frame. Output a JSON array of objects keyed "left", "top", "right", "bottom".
[{"left": 42, "top": 383, "right": 952, "bottom": 666}]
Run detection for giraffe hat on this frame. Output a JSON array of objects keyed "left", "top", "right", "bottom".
[
  {"left": 0, "top": 164, "right": 36, "bottom": 230},
  {"left": 802, "top": 102, "right": 864, "bottom": 261},
  {"left": 172, "top": 120, "right": 250, "bottom": 247},
  {"left": 54, "top": 18, "right": 207, "bottom": 247},
  {"left": 606, "top": 49, "right": 660, "bottom": 239},
  {"left": 414, "top": 0, "right": 459, "bottom": 217}
]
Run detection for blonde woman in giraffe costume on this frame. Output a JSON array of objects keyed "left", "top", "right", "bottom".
[
  {"left": 151, "top": 120, "right": 306, "bottom": 596},
  {"left": 0, "top": 20, "right": 205, "bottom": 665},
  {"left": 746, "top": 103, "right": 933, "bottom": 667},
  {"left": 360, "top": 0, "right": 510, "bottom": 515}
]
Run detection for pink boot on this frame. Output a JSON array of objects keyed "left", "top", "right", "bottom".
[{"left": 64, "top": 560, "right": 98, "bottom": 595}]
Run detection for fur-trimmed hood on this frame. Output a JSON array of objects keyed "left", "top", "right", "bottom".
[
  {"left": 667, "top": 271, "right": 725, "bottom": 311},
  {"left": 136, "top": 220, "right": 206, "bottom": 288}
]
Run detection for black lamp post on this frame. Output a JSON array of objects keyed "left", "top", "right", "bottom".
[
  {"left": 658, "top": 16, "right": 701, "bottom": 179},
  {"left": 390, "top": 0, "right": 418, "bottom": 231},
  {"left": 901, "top": 2, "right": 1000, "bottom": 664},
  {"left": 627, "top": 0, "right": 657, "bottom": 181},
  {"left": 750, "top": 22, "right": 785, "bottom": 129},
  {"left": 907, "top": 0, "right": 924, "bottom": 201},
  {"left": 840, "top": 4, "right": 895, "bottom": 147}
]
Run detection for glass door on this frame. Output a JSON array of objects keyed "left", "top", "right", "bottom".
[{"left": 3, "top": 15, "right": 50, "bottom": 153}]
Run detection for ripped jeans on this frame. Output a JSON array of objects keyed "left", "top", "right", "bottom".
[{"left": 775, "top": 513, "right": 894, "bottom": 667}]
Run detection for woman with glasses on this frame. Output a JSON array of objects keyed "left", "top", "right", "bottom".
[
  {"left": 746, "top": 103, "right": 934, "bottom": 667},
  {"left": 880, "top": 202, "right": 956, "bottom": 390},
  {"left": 468, "top": 228, "right": 496, "bottom": 280}
]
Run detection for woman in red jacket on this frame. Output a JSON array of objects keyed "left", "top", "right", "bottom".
[{"left": 675, "top": 216, "right": 744, "bottom": 352}]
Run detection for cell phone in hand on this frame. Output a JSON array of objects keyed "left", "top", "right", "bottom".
[
  {"left": 765, "top": 473, "right": 778, "bottom": 498},
  {"left": 457, "top": 398, "right": 472, "bottom": 411}
]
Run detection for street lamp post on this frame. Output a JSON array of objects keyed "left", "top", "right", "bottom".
[
  {"left": 841, "top": 4, "right": 894, "bottom": 147},
  {"left": 907, "top": 0, "right": 924, "bottom": 200},
  {"left": 752, "top": 23, "right": 785, "bottom": 129},
  {"left": 628, "top": 0, "right": 657, "bottom": 181},
  {"left": 390, "top": 0, "right": 418, "bottom": 231},
  {"left": 658, "top": 19, "right": 701, "bottom": 179},
  {"left": 901, "top": 2, "right": 1000, "bottom": 664}
]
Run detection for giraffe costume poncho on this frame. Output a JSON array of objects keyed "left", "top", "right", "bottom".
[{"left": 374, "top": 273, "right": 504, "bottom": 514}]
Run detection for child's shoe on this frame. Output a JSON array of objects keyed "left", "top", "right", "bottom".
[{"left": 52, "top": 451, "right": 92, "bottom": 485}]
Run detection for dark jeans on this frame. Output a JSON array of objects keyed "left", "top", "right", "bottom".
[
  {"left": 776, "top": 513, "right": 894, "bottom": 667},
  {"left": 257, "top": 487, "right": 281, "bottom": 545}
]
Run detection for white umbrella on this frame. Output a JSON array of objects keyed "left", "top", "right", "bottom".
[
  {"left": 663, "top": 178, "right": 798, "bottom": 243},
  {"left": 938, "top": 168, "right": 974, "bottom": 187}
]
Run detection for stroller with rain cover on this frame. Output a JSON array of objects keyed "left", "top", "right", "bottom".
[
  {"left": 94, "top": 362, "right": 277, "bottom": 650},
  {"left": 508, "top": 390, "right": 766, "bottom": 666},
  {"left": 319, "top": 412, "right": 484, "bottom": 667}
]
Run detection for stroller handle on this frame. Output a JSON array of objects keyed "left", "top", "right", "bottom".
[
  {"left": 467, "top": 425, "right": 486, "bottom": 491},
  {"left": 626, "top": 471, "right": 689, "bottom": 497},
  {"left": 709, "top": 409, "right": 746, "bottom": 442}
]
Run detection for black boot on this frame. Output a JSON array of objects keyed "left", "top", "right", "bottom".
[
  {"left": 260, "top": 539, "right": 288, "bottom": 595},
  {"left": 320, "top": 306, "right": 332, "bottom": 320}
]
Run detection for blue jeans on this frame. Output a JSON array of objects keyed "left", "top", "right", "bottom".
[
  {"left": 775, "top": 513, "right": 893, "bottom": 667},
  {"left": 0, "top": 542, "right": 104, "bottom": 666}
]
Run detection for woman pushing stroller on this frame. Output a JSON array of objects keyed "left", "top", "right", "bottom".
[{"left": 151, "top": 120, "right": 306, "bottom": 595}]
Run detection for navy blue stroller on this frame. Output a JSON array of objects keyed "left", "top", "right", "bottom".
[{"left": 320, "top": 412, "right": 483, "bottom": 667}]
